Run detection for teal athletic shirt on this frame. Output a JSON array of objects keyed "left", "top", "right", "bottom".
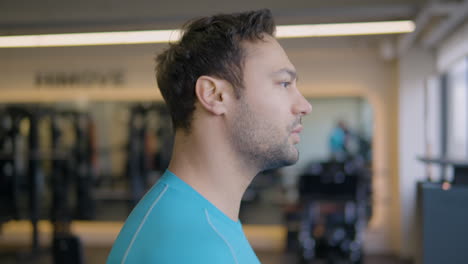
[{"left": 107, "top": 170, "right": 261, "bottom": 264}]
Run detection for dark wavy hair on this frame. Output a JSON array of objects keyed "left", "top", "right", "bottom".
[{"left": 155, "top": 9, "right": 275, "bottom": 132}]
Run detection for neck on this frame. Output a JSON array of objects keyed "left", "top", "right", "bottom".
[{"left": 168, "top": 129, "right": 257, "bottom": 221}]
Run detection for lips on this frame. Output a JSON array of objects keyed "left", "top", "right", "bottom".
[
  {"left": 290, "top": 126, "right": 302, "bottom": 144},
  {"left": 291, "top": 126, "right": 303, "bottom": 134}
]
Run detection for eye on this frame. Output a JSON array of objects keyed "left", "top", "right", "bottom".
[{"left": 280, "top": 81, "right": 291, "bottom": 88}]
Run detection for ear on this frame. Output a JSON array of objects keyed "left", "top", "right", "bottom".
[{"left": 195, "top": 76, "right": 229, "bottom": 115}]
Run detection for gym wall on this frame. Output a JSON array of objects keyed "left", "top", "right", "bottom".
[{"left": 0, "top": 36, "right": 398, "bottom": 255}]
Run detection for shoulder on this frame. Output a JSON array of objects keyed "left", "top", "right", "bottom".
[
  {"left": 112, "top": 209, "right": 238, "bottom": 264},
  {"left": 123, "top": 181, "right": 205, "bottom": 236},
  {"left": 109, "top": 185, "right": 238, "bottom": 263}
]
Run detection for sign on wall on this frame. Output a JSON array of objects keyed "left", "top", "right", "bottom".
[{"left": 35, "top": 70, "right": 125, "bottom": 88}]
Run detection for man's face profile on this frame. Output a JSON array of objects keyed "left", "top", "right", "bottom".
[{"left": 227, "top": 35, "right": 312, "bottom": 172}]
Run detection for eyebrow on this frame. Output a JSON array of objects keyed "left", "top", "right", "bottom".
[{"left": 272, "top": 68, "right": 298, "bottom": 81}]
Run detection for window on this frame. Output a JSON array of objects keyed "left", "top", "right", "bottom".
[{"left": 446, "top": 58, "right": 468, "bottom": 159}]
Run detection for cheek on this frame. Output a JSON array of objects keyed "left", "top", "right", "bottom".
[
  {"left": 262, "top": 96, "right": 293, "bottom": 123},
  {"left": 252, "top": 91, "right": 288, "bottom": 115},
  {"left": 257, "top": 108, "right": 292, "bottom": 138},
  {"left": 243, "top": 82, "right": 294, "bottom": 129}
]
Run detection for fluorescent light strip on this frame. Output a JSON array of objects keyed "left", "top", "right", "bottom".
[
  {"left": 276, "top": 21, "right": 415, "bottom": 38},
  {"left": 0, "top": 20, "right": 414, "bottom": 48},
  {"left": 0, "top": 30, "right": 182, "bottom": 48}
]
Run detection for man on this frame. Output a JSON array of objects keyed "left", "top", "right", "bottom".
[
  {"left": 107, "top": 9, "right": 312, "bottom": 264},
  {"left": 329, "top": 120, "right": 350, "bottom": 161}
]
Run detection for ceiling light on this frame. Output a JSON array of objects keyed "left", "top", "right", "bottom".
[
  {"left": 0, "top": 20, "right": 414, "bottom": 48},
  {"left": 276, "top": 21, "right": 415, "bottom": 38},
  {"left": 0, "top": 30, "right": 181, "bottom": 48}
]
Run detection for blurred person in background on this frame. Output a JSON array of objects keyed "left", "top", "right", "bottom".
[{"left": 329, "top": 120, "right": 350, "bottom": 161}]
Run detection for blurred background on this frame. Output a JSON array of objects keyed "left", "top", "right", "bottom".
[{"left": 1, "top": 1, "right": 468, "bottom": 264}]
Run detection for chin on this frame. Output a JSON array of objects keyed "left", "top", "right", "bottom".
[
  {"left": 289, "top": 145, "right": 300, "bottom": 161},
  {"left": 281, "top": 145, "right": 300, "bottom": 164},
  {"left": 263, "top": 152, "right": 299, "bottom": 171},
  {"left": 284, "top": 155, "right": 299, "bottom": 166}
]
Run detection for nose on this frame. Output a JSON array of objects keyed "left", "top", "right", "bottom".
[{"left": 293, "top": 90, "right": 312, "bottom": 116}]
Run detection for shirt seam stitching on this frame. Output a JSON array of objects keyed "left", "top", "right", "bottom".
[
  {"left": 205, "top": 209, "right": 239, "bottom": 264},
  {"left": 121, "top": 184, "right": 169, "bottom": 264}
]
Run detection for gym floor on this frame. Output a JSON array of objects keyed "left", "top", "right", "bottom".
[
  {"left": 0, "top": 246, "right": 411, "bottom": 264},
  {"left": 0, "top": 219, "right": 411, "bottom": 264}
]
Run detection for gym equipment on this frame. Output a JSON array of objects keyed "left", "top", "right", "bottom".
[
  {"left": 73, "top": 113, "right": 96, "bottom": 220},
  {"left": 0, "top": 106, "right": 91, "bottom": 263},
  {"left": 50, "top": 113, "right": 84, "bottom": 264},
  {"left": 28, "top": 109, "right": 42, "bottom": 253},
  {"left": 49, "top": 110, "right": 96, "bottom": 220},
  {"left": 0, "top": 102, "right": 173, "bottom": 263},
  {"left": 417, "top": 182, "right": 468, "bottom": 264},
  {"left": 126, "top": 105, "right": 150, "bottom": 207},
  {"left": 0, "top": 108, "right": 22, "bottom": 224},
  {"left": 415, "top": 157, "right": 468, "bottom": 264},
  {"left": 0, "top": 106, "right": 48, "bottom": 256},
  {"left": 418, "top": 157, "right": 468, "bottom": 185},
  {"left": 294, "top": 158, "right": 371, "bottom": 264},
  {"left": 125, "top": 104, "right": 173, "bottom": 207},
  {"left": 52, "top": 234, "right": 84, "bottom": 264}
]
